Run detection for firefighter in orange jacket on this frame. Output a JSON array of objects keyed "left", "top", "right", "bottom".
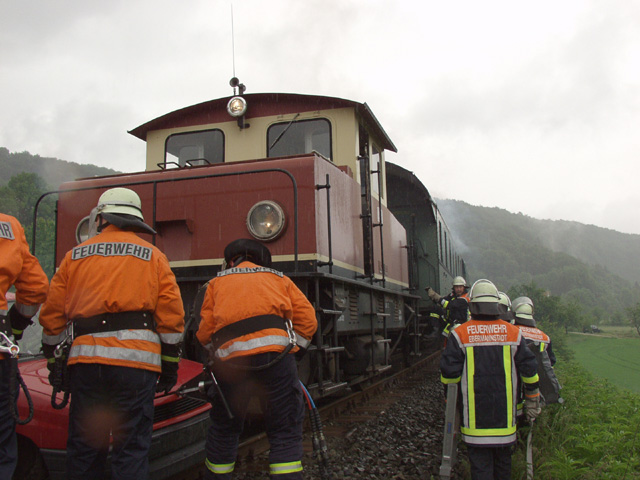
[
  {"left": 39, "top": 188, "right": 184, "bottom": 480},
  {"left": 440, "top": 279, "right": 540, "bottom": 480},
  {"left": 1, "top": 213, "right": 49, "bottom": 479},
  {"left": 197, "top": 239, "right": 317, "bottom": 480}
]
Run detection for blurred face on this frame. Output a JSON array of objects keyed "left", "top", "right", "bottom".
[{"left": 453, "top": 285, "right": 465, "bottom": 296}]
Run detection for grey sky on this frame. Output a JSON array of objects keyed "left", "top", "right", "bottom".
[{"left": 1, "top": 0, "right": 639, "bottom": 234}]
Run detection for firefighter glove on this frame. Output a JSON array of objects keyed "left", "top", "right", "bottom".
[
  {"left": 157, "top": 342, "right": 181, "bottom": 393},
  {"left": 524, "top": 393, "right": 541, "bottom": 422},
  {"left": 42, "top": 343, "right": 57, "bottom": 361},
  {"left": 8, "top": 305, "right": 33, "bottom": 341},
  {"left": 426, "top": 286, "right": 441, "bottom": 303},
  {"left": 156, "top": 363, "right": 178, "bottom": 394},
  {"left": 295, "top": 345, "right": 308, "bottom": 361}
]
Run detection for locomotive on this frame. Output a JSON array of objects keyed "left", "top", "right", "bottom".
[{"left": 38, "top": 79, "right": 466, "bottom": 399}]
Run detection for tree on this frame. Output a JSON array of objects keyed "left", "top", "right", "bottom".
[
  {"left": 627, "top": 303, "right": 640, "bottom": 336},
  {"left": 0, "top": 172, "right": 56, "bottom": 276}
]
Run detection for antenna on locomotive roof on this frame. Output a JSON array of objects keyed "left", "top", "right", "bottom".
[
  {"left": 230, "top": 2, "right": 236, "bottom": 79},
  {"left": 229, "top": 2, "right": 246, "bottom": 96}
]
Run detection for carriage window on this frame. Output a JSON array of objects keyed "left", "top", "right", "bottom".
[
  {"left": 267, "top": 118, "right": 331, "bottom": 160},
  {"left": 165, "top": 129, "right": 224, "bottom": 168}
]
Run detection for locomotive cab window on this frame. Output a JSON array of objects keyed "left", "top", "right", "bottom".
[
  {"left": 267, "top": 118, "right": 331, "bottom": 160},
  {"left": 164, "top": 129, "right": 224, "bottom": 168}
]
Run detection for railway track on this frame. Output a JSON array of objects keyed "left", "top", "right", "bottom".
[
  {"left": 168, "top": 350, "right": 443, "bottom": 479},
  {"left": 234, "top": 350, "right": 442, "bottom": 473}
]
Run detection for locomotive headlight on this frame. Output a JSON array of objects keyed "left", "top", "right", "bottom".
[
  {"left": 227, "top": 96, "right": 247, "bottom": 118},
  {"left": 75, "top": 216, "right": 91, "bottom": 244},
  {"left": 246, "top": 201, "right": 286, "bottom": 241}
]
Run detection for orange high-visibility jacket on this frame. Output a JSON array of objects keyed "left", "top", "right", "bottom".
[
  {"left": 515, "top": 325, "right": 550, "bottom": 345},
  {"left": 1, "top": 213, "right": 49, "bottom": 358},
  {"left": 197, "top": 260, "right": 317, "bottom": 361},
  {"left": 0, "top": 213, "right": 49, "bottom": 315},
  {"left": 39, "top": 225, "right": 184, "bottom": 372}
]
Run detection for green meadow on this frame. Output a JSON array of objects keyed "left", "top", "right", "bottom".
[
  {"left": 567, "top": 327, "right": 640, "bottom": 394},
  {"left": 510, "top": 359, "right": 640, "bottom": 479}
]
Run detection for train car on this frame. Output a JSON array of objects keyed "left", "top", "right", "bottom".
[
  {"left": 39, "top": 79, "right": 465, "bottom": 399},
  {"left": 386, "top": 162, "right": 468, "bottom": 326}
]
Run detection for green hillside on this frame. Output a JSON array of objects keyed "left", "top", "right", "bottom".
[
  {"left": 437, "top": 198, "right": 640, "bottom": 324},
  {"left": 1, "top": 147, "right": 119, "bottom": 189}
]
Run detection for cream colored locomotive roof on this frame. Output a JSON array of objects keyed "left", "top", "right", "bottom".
[{"left": 128, "top": 93, "right": 396, "bottom": 197}]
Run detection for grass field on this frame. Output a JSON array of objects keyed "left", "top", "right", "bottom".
[{"left": 567, "top": 329, "right": 640, "bottom": 393}]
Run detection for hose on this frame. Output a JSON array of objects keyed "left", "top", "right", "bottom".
[
  {"left": 9, "top": 358, "right": 34, "bottom": 425},
  {"left": 300, "top": 381, "right": 332, "bottom": 479},
  {"left": 50, "top": 354, "right": 70, "bottom": 409}
]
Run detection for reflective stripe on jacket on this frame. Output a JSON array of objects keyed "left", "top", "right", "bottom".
[
  {"left": 440, "top": 318, "right": 539, "bottom": 446},
  {"left": 197, "top": 261, "right": 317, "bottom": 361},
  {"left": 39, "top": 225, "right": 184, "bottom": 372}
]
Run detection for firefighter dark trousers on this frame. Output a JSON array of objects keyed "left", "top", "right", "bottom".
[
  {"left": 467, "top": 444, "right": 513, "bottom": 480},
  {"left": 0, "top": 359, "right": 18, "bottom": 479},
  {"left": 66, "top": 363, "right": 158, "bottom": 480},
  {"left": 205, "top": 352, "right": 305, "bottom": 479}
]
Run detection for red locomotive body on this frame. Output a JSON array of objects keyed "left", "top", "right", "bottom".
[{"left": 56, "top": 154, "right": 408, "bottom": 288}]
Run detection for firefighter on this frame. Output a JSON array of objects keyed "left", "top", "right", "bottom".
[
  {"left": 197, "top": 238, "right": 317, "bottom": 480},
  {"left": 498, "top": 291, "right": 514, "bottom": 323},
  {"left": 512, "top": 296, "right": 561, "bottom": 419},
  {"left": 440, "top": 279, "right": 540, "bottom": 480},
  {"left": 0, "top": 213, "right": 49, "bottom": 479},
  {"left": 39, "top": 188, "right": 184, "bottom": 480},
  {"left": 426, "top": 276, "right": 470, "bottom": 338}
]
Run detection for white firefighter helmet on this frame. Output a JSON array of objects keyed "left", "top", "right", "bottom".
[
  {"left": 468, "top": 279, "right": 500, "bottom": 316},
  {"left": 96, "top": 188, "right": 144, "bottom": 221},
  {"left": 453, "top": 276, "right": 468, "bottom": 287},
  {"left": 512, "top": 296, "right": 534, "bottom": 316},
  {"left": 498, "top": 291, "right": 514, "bottom": 322},
  {"left": 514, "top": 300, "right": 536, "bottom": 327},
  {"left": 498, "top": 292, "right": 511, "bottom": 309}
]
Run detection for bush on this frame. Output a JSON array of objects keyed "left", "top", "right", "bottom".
[{"left": 512, "top": 358, "right": 640, "bottom": 479}]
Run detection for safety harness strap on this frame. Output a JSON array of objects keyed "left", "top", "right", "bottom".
[
  {"left": 210, "top": 314, "right": 288, "bottom": 351},
  {"left": 73, "top": 311, "right": 154, "bottom": 336}
]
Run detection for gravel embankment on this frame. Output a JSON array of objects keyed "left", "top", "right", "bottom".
[{"left": 234, "top": 370, "right": 466, "bottom": 480}]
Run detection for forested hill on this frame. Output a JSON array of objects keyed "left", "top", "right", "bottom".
[
  {"left": 1, "top": 147, "right": 119, "bottom": 188},
  {"left": 437, "top": 198, "right": 640, "bottom": 321}
]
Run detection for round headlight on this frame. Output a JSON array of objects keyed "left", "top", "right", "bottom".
[
  {"left": 247, "top": 201, "right": 286, "bottom": 241},
  {"left": 75, "top": 216, "right": 91, "bottom": 244},
  {"left": 227, "top": 96, "right": 247, "bottom": 118}
]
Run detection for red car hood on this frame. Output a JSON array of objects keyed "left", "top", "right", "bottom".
[{"left": 15, "top": 356, "right": 209, "bottom": 450}]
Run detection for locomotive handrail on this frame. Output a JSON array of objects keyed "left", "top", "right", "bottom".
[
  {"left": 371, "top": 164, "right": 386, "bottom": 285},
  {"left": 32, "top": 167, "right": 299, "bottom": 272},
  {"left": 315, "top": 173, "right": 333, "bottom": 273}
]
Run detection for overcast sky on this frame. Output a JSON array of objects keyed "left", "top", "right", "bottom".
[{"left": 2, "top": 0, "right": 639, "bottom": 234}]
